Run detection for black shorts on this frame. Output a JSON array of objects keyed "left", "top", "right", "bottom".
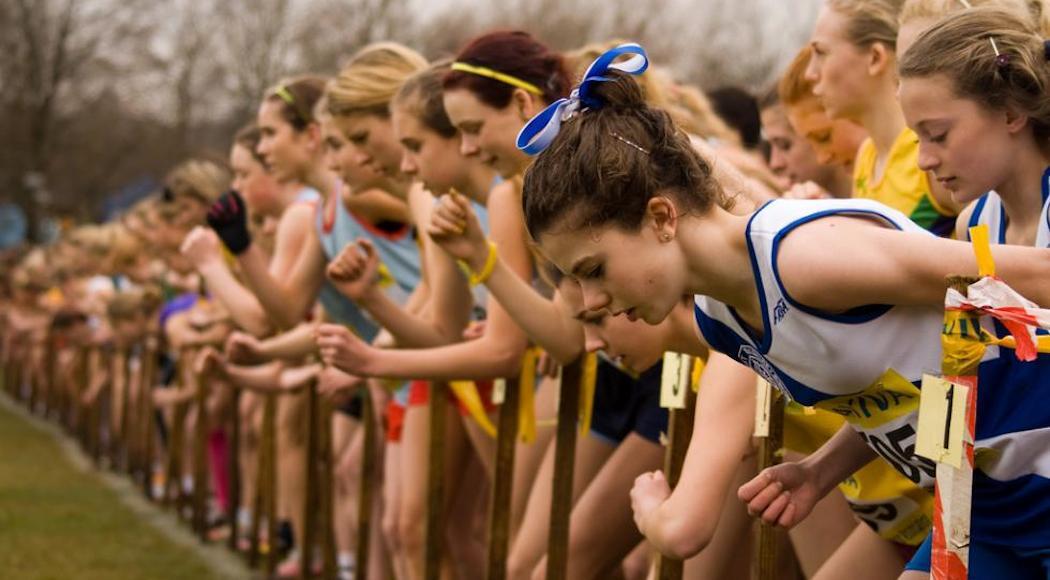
[{"left": 589, "top": 358, "right": 667, "bottom": 445}]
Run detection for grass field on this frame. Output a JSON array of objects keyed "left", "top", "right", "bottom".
[{"left": 0, "top": 394, "right": 240, "bottom": 580}]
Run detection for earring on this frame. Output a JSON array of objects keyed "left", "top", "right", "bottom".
[{"left": 661, "top": 233, "right": 671, "bottom": 242}]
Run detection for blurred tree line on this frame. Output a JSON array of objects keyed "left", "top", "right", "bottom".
[{"left": 0, "top": 0, "right": 818, "bottom": 241}]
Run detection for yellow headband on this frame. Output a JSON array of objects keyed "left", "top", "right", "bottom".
[
  {"left": 450, "top": 62, "right": 543, "bottom": 96},
  {"left": 273, "top": 85, "right": 296, "bottom": 106}
]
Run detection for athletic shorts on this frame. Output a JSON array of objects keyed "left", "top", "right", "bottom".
[
  {"left": 589, "top": 359, "right": 668, "bottom": 445},
  {"left": 385, "top": 401, "right": 405, "bottom": 443},
  {"left": 337, "top": 390, "right": 363, "bottom": 419},
  {"left": 406, "top": 380, "right": 497, "bottom": 417},
  {"left": 906, "top": 532, "right": 1050, "bottom": 578}
]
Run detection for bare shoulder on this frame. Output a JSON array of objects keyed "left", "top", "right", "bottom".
[{"left": 774, "top": 214, "right": 898, "bottom": 311}]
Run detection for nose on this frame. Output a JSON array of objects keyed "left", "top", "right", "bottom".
[
  {"left": 400, "top": 154, "right": 417, "bottom": 177},
  {"left": 352, "top": 149, "right": 371, "bottom": 168},
  {"left": 579, "top": 281, "right": 611, "bottom": 313},
  {"left": 768, "top": 147, "right": 787, "bottom": 174},
  {"left": 804, "top": 58, "right": 820, "bottom": 85},
  {"left": 583, "top": 328, "right": 606, "bottom": 353},
  {"left": 257, "top": 137, "right": 272, "bottom": 156},
  {"left": 916, "top": 143, "right": 939, "bottom": 173},
  {"left": 460, "top": 135, "right": 479, "bottom": 157}
]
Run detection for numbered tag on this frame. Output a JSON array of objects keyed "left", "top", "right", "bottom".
[
  {"left": 492, "top": 378, "right": 507, "bottom": 405},
  {"left": 915, "top": 374, "right": 968, "bottom": 468},
  {"left": 660, "top": 352, "right": 689, "bottom": 409},
  {"left": 754, "top": 378, "right": 772, "bottom": 437}
]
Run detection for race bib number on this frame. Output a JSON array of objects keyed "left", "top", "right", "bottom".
[
  {"left": 915, "top": 375, "right": 968, "bottom": 469},
  {"left": 820, "top": 369, "right": 936, "bottom": 488}
]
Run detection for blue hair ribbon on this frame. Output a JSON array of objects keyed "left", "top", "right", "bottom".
[{"left": 516, "top": 43, "right": 649, "bottom": 156}]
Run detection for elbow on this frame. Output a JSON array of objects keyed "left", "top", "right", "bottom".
[
  {"left": 489, "top": 346, "right": 525, "bottom": 379},
  {"left": 551, "top": 343, "right": 584, "bottom": 367},
  {"left": 657, "top": 517, "right": 715, "bottom": 560}
]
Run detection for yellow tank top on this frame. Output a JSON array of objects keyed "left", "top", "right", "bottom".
[
  {"left": 853, "top": 128, "right": 955, "bottom": 237},
  {"left": 784, "top": 402, "right": 933, "bottom": 546}
]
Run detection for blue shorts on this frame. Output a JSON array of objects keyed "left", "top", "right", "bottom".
[
  {"left": 906, "top": 532, "right": 1050, "bottom": 579},
  {"left": 589, "top": 358, "right": 667, "bottom": 445}
]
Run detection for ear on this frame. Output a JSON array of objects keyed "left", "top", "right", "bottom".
[
  {"left": 512, "top": 89, "right": 541, "bottom": 121},
  {"left": 1003, "top": 104, "right": 1030, "bottom": 136},
  {"left": 867, "top": 42, "right": 893, "bottom": 77},
  {"left": 646, "top": 195, "right": 679, "bottom": 241},
  {"left": 305, "top": 123, "right": 323, "bottom": 151}
]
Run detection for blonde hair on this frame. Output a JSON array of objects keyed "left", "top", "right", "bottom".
[
  {"left": 108, "top": 225, "right": 142, "bottom": 271},
  {"left": 164, "top": 157, "right": 231, "bottom": 204},
  {"left": 900, "top": 7, "right": 1050, "bottom": 142},
  {"left": 900, "top": 0, "right": 1050, "bottom": 34},
  {"left": 326, "top": 42, "right": 428, "bottom": 118},
  {"left": 827, "top": 0, "right": 906, "bottom": 49},
  {"left": 567, "top": 41, "right": 739, "bottom": 144}
]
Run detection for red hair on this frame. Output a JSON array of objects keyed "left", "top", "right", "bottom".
[{"left": 443, "top": 30, "right": 571, "bottom": 108}]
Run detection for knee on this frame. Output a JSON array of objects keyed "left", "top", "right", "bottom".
[
  {"left": 381, "top": 511, "right": 400, "bottom": 553},
  {"left": 397, "top": 509, "right": 425, "bottom": 555},
  {"left": 507, "top": 549, "right": 540, "bottom": 580}
]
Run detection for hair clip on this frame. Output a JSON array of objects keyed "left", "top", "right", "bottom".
[
  {"left": 610, "top": 131, "right": 650, "bottom": 155},
  {"left": 957, "top": 0, "right": 972, "bottom": 8},
  {"left": 517, "top": 43, "right": 649, "bottom": 155},
  {"left": 990, "top": 37, "right": 1011, "bottom": 68}
]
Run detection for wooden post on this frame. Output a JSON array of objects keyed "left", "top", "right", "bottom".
[
  {"left": 752, "top": 380, "right": 785, "bottom": 580},
  {"left": 355, "top": 388, "right": 377, "bottom": 580},
  {"left": 121, "top": 348, "right": 136, "bottom": 475},
  {"left": 302, "top": 381, "right": 321, "bottom": 576},
  {"left": 423, "top": 381, "right": 449, "bottom": 580},
  {"left": 249, "top": 392, "right": 278, "bottom": 571},
  {"left": 264, "top": 393, "right": 280, "bottom": 575},
  {"left": 487, "top": 377, "right": 520, "bottom": 580},
  {"left": 318, "top": 399, "right": 337, "bottom": 580},
  {"left": 192, "top": 364, "right": 211, "bottom": 539},
  {"left": 226, "top": 387, "right": 241, "bottom": 551},
  {"left": 75, "top": 347, "right": 90, "bottom": 451},
  {"left": 109, "top": 347, "right": 128, "bottom": 470},
  {"left": 656, "top": 358, "right": 698, "bottom": 580},
  {"left": 141, "top": 342, "right": 157, "bottom": 500},
  {"left": 546, "top": 361, "right": 582, "bottom": 580}
]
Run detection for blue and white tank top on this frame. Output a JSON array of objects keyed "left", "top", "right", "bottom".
[
  {"left": 964, "top": 167, "right": 1050, "bottom": 248},
  {"left": 295, "top": 186, "right": 321, "bottom": 206},
  {"left": 694, "top": 198, "right": 944, "bottom": 489},
  {"left": 315, "top": 186, "right": 421, "bottom": 339},
  {"left": 957, "top": 166, "right": 1050, "bottom": 549}
]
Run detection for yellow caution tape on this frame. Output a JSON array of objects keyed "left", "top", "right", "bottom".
[
  {"left": 578, "top": 352, "right": 598, "bottom": 436},
  {"left": 448, "top": 381, "right": 497, "bottom": 437}
]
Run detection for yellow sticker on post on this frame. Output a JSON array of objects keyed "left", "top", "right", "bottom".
[{"left": 915, "top": 374, "right": 969, "bottom": 469}]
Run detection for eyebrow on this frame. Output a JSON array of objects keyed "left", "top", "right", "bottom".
[{"left": 569, "top": 255, "right": 596, "bottom": 277}]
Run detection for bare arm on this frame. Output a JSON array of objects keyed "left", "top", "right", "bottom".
[
  {"left": 429, "top": 187, "right": 583, "bottom": 364},
  {"left": 318, "top": 183, "right": 532, "bottom": 380},
  {"left": 237, "top": 227, "right": 326, "bottom": 330},
  {"left": 634, "top": 354, "right": 756, "bottom": 558},
  {"left": 780, "top": 215, "right": 1050, "bottom": 311}
]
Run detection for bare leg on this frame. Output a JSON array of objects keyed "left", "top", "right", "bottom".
[
  {"left": 812, "top": 523, "right": 908, "bottom": 580},
  {"left": 784, "top": 448, "right": 856, "bottom": 577},
  {"left": 508, "top": 432, "right": 616, "bottom": 580},
  {"left": 683, "top": 454, "right": 756, "bottom": 579},
  {"left": 511, "top": 375, "right": 560, "bottom": 535},
  {"left": 531, "top": 433, "right": 662, "bottom": 580}
]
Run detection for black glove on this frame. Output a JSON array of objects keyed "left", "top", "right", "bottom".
[{"left": 207, "top": 190, "right": 251, "bottom": 255}]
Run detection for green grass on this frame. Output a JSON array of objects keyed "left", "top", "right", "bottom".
[{"left": 0, "top": 399, "right": 226, "bottom": 580}]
